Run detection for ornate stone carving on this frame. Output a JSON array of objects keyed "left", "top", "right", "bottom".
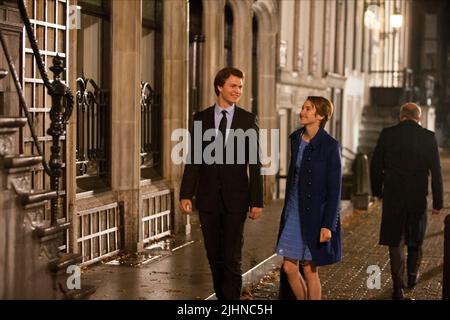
[
  {"left": 0, "top": 134, "right": 13, "bottom": 156},
  {"left": 10, "top": 174, "right": 31, "bottom": 192},
  {"left": 279, "top": 40, "right": 287, "bottom": 68},
  {"left": 311, "top": 52, "right": 318, "bottom": 74},
  {"left": 23, "top": 208, "right": 45, "bottom": 230},
  {"left": 297, "top": 48, "right": 304, "bottom": 72}
]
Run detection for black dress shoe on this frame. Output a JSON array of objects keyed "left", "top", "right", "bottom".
[
  {"left": 392, "top": 289, "right": 414, "bottom": 300},
  {"left": 392, "top": 289, "right": 405, "bottom": 300}
]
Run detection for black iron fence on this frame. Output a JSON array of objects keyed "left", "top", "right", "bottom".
[
  {"left": 75, "top": 77, "right": 107, "bottom": 180},
  {"left": 140, "top": 81, "right": 160, "bottom": 170},
  {"left": 370, "top": 68, "right": 435, "bottom": 107},
  {"left": 0, "top": 0, "right": 73, "bottom": 226}
]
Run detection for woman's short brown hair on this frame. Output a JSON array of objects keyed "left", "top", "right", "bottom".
[{"left": 307, "top": 96, "right": 334, "bottom": 127}]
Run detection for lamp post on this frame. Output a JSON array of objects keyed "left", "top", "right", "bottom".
[{"left": 365, "top": 4, "right": 404, "bottom": 86}]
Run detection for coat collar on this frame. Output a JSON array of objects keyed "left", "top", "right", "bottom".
[
  {"left": 399, "top": 119, "right": 421, "bottom": 128},
  {"left": 290, "top": 126, "right": 328, "bottom": 150}
]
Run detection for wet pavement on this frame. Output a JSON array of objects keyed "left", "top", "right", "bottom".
[
  {"left": 246, "top": 150, "right": 450, "bottom": 300},
  {"left": 81, "top": 198, "right": 283, "bottom": 300}
]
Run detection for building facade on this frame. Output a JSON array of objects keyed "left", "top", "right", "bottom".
[{"left": 2, "top": 1, "right": 435, "bottom": 297}]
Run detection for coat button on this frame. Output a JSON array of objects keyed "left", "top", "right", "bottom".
[
  {"left": 308, "top": 181, "right": 312, "bottom": 185},
  {"left": 306, "top": 207, "right": 310, "bottom": 211},
  {"left": 308, "top": 169, "right": 312, "bottom": 174},
  {"left": 307, "top": 157, "right": 311, "bottom": 161},
  {"left": 307, "top": 194, "right": 311, "bottom": 199}
]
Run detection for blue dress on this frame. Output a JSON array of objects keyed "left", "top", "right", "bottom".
[{"left": 276, "top": 139, "right": 313, "bottom": 261}]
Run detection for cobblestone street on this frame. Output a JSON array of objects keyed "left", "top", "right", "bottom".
[{"left": 246, "top": 151, "right": 450, "bottom": 300}]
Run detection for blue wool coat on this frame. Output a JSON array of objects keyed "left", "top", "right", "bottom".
[{"left": 277, "top": 127, "right": 342, "bottom": 266}]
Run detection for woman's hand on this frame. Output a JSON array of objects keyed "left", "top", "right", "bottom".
[{"left": 319, "top": 228, "right": 332, "bottom": 243}]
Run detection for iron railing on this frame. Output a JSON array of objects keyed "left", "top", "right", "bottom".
[
  {"left": 369, "top": 68, "right": 413, "bottom": 89},
  {"left": 140, "top": 81, "right": 160, "bottom": 170},
  {"left": 75, "top": 77, "right": 107, "bottom": 180},
  {"left": 370, "top": 68, "right": 436, "bottom": 106},
  {"left": 0, "top": 0, "right": 73, "bottom": 226}
]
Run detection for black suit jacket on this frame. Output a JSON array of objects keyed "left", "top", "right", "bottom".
[
  {"left": 180, "top": 105, "right": 264, "bottom": 213},
  {"left": 370, "top": 120, "right": 443, "bottom": 246}
]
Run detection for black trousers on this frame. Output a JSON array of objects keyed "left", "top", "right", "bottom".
[
  {"left": 199, "top": 192, "right": 246, "bottom": 300},
  {"left": 389, "top": 242, "right": 422, "bottom": 293}
]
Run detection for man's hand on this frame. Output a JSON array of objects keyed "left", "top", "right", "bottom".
[
  {"left": 179, "top": 199, "right": 193, "bottom": 214},
  {"left": 319, "top": 228, "right": 332, "bottom": 243},
  {"left": 249, "top": 207, "right": 263, "bottom": 220},
  {"left": 432, "top": 208, "right": 441, "bottom": 215}
]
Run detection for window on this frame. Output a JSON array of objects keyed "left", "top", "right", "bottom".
[
  {"left": 75, "top": 0, "right": 111, "bottom": 192},
  {"left": 140, "top": 0, "right": 162, "bottom": 180}
]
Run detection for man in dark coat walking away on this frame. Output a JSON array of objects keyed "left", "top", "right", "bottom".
[{"left": 370, "top": 103, "right": 443, "bottom": 300}]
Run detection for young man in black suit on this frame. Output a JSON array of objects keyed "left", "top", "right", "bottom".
[
  {"left": 370, "top": 103, "right": 443, "bottom": 300},
  {"left": 179, "top": 67, "right": 264, "bottom": 300}
]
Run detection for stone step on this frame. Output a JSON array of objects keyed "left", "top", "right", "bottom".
[
  {"left": 49, "top": 253, "right": 83, "bottom": 273},
  {"left": 63, "top": 285, "right": 97, "bottom": 300},
  {"left": 0, "top": 117, "right": 27, "bottom": 134},
  {"left": 362, "top": 106, "right": 399, "bottom": 117},
  {"left": 360, "top": 129, "right": 381, "bottom": 139},
  {"left": 357, "top": 146, "right": 375, "bottom": 155},
  {"left": 33, "top": 221, "right": 70, "bottom": 238},
  {"left": 18, "top": 190, "right": 57, "bottom": 206},
  {"left": 3, "top": 155, "right": 42, "bottom": 170}
]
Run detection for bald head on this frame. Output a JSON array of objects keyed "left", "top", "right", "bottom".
[{"left": 400, "top": 103, "right": 421, "bottom": 122}]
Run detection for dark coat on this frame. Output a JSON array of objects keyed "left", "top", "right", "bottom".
[
  {"left": 180, "top": 105, "right": 264, "bottom": 213},
  {"left": 277, "top": 127, "right": 342, "bottom": 266},
  {"left": 370, "top": 120, "right": 443, "bottom": 247}
]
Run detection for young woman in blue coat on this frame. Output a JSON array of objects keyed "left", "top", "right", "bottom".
[{"left": 276, "top": 96, "right": 342, "bottom": 300}]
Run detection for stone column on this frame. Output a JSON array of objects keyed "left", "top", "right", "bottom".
[
  {"left": 253, "top": 2, "right": 278, "bottom": 203},
  {"left": 67, "top": 0, "right": 78, "bottom": 253},
  {"left": 201, "top": 0, "right": 225, "bottom": 109},
  {"left": 110, "top": 0, "right": 142, "bottom": 252},
  {"left": 162, "top": 0, "right": 188, "bottom": 234},
  {"left": 229, "top": 0, "right": 252, "bottom": 110}
]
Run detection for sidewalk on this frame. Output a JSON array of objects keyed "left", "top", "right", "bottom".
[
  {"left": 81, "top": 199, "right": 284, "bottom": 300},
  {"left": 81, "top": 197, "right": 353, "bottom": 300}
]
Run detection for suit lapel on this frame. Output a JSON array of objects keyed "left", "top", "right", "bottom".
[
  {"left": 204, "top": 105, "right": 215, "bottom": 132},
  {"left": 230, "top": 106, "right": 242, "bottom": 131}
]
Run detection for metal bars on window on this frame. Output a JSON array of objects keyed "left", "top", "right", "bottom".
[
  {"left": 75, "top": 76, "right": 107, "bottom": 179},
  {"left": 77, "top": 202, "right": 122, "bottom": 266},
  {"left": 142, "top": 190, "right": 172, "bottom": 244},
  {"left": 140, "top": 81, "right": 160, "bottom": 169}
]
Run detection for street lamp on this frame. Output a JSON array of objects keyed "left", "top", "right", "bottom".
[
  {"left": 390, "top": 9, "right": 404, "bottom": 29},
  {"left": 380, "top": 8, "right": 403, "bottom": 39}
]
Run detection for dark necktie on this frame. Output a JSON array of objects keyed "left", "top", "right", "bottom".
[{"left": 218, "top": 110, "right": 228, "bottom": 145}]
